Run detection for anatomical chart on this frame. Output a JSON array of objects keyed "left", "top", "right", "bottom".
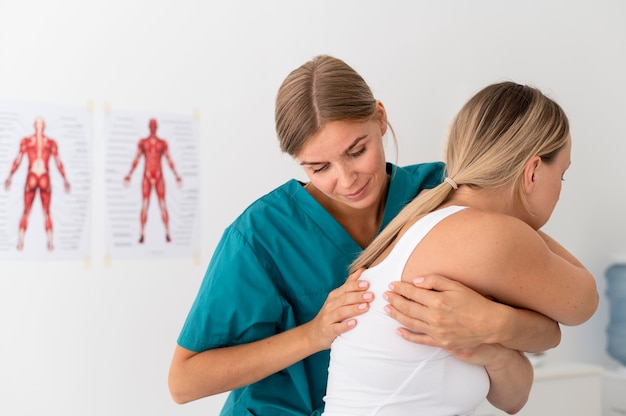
[
  {"left": 0, "top": 100, "right": 92, "bottom": 260},
  {"left": 104, "top": 108, "right": 200, "bottom": 260}
]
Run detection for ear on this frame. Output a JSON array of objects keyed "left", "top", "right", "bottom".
[
  {"left": 522, "top": 156, "right": 542, "bottom": 195},
  {"left": 375, "top": 100, "right": 388, "bottom": 136}
]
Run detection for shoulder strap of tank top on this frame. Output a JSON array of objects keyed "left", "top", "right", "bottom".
[{"left": 385, "top": 205, "right": 467, "bottom": 267}]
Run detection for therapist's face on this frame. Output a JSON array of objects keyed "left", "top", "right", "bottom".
[{"left": 296, "top": 115, "right": 388, "bottom": 212}]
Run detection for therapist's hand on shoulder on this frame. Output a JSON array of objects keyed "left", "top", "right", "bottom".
[
  {"left": 305, "top": 267, "right": 373, "bottom": 350},
  {"left": 384, "top": 274, "right": 501, "bottom": 349}
]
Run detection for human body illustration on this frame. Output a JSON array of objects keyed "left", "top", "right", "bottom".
[
  {"left": 4, "top": 117, "right": 70, "bottom": 251},
  {"left": 124, "top": 118, "right": 182, "bottom": 243}
]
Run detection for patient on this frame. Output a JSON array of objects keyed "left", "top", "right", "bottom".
[{"left": 323, "top": 81, "right": 599, "bottom": 416}]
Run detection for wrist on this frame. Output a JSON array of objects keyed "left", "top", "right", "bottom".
[
  {"left": 300, "top": 321, "right": 327, "bottom": 355},
  {"left": 483, "top": 344, "right": 515, "bottom": 373},
  {"left": 487, "top": 303, "right": 515, "bottom": 345}
]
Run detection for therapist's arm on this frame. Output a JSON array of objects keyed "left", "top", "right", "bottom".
[
  {"left": 384, "top": 275, "right": 561, "bottom": 352},
  {"left": 169, "top": 269, "right": 372, "bottom": 403}
]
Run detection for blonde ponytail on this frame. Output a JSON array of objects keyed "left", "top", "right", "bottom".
[{"left": 350, "top": 182, "right": 454, "bottom": 273}]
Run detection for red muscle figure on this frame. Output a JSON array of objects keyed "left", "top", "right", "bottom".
[
  {"left": 4, "top": 117, "right": 71, "bottom": 251},
  {"left": 124, "top": 118, "right": 182, "bottom": 243}
]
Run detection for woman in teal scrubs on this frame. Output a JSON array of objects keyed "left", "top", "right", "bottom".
[{"left": 168, "top": 55, "right": 560, "bottom": 415}]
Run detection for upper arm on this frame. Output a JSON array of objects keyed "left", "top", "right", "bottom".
[
  {"left": 15, "top": 139, "right": 28, "bottom": 159},
  {"left": 460, "top": 215, "right": 597, "bottom": 325},
  {"left": 177, "top": 227, "right": 285, "bottom": 352},
  {"left": 135, "top": 141, "right": 144, "bottom": 157},
  {"left": 410, "top": 211, "right": 598, "bottom": 326}
]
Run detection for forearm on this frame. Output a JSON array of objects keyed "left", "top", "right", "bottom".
[
  {"left": 127, "top": 154, "right": 141, "bottom": 177},
  {"left": 55, "top": 157, "right": 67, "bottom": 179},
  {"left": 488, "top": 303, "right": 561, "bottom": 352},
  {"left": 8, "top": 157, "right": 21, "bottom": 177},
  {"left": 169, "top": 323, "right": 319, "bottom": 404},
  {"left": 168, "top": 160, "right": 180, "bottom": 178},
  {"left": 485, "top": 347, "right": 533, "bottom": 414}
]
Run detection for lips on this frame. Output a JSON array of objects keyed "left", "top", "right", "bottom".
[{"left": 344, "top": 182, "right": 368, "bottom": 200}]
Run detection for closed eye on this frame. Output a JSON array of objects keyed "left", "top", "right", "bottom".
[
  {"left": 348, "top": 147, "right": 366, "bottom": 158},
  {"left": 312, "top": 164, "right": 329, "bottom": 173}
]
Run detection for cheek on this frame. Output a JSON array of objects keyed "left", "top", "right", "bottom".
[
  {"left": 543, "top": 181, "right": 562, "bottom": 218},
  {"left": 308, "top": 174, "right": 334, "bottom": 194},
  {"left": 553, "top": 180, "right": 563, "bottom": 203},
  {"left": 364, "top": 148, "right": 387, "bottom": 174}
]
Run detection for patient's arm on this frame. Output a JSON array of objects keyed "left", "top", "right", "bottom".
[{"left": 452, "top": 343, "right": 533, "bottom": 414}]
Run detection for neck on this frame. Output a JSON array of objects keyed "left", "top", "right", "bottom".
[
  {"left": 306, "top": 176, "right": 389, "bottom": 248},
  {"left": 446, "top": 186, "right": 521, "bottom": 218}
]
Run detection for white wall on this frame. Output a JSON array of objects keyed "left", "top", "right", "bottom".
[{"left": 0, "top": 1, "right": 624, "bottom": 415}]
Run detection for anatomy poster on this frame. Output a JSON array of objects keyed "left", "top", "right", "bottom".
[
  {"left": 104, "top": 108, "right": 200, "bottom": 260},
  {"left": 0, "top": 100, "right": 92, "bottom": 261}
]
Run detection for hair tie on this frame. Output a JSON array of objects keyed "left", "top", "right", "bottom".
[{"left": 444, "top": 177, "right": 458, "bottom": 190}]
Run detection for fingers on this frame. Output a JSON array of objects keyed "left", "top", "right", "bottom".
[
  {"left": 336, "top": 315, "right": 358, "bottom": 333},
  {"left": 386, "top": 276, "right": 496, "bottom": 349},
  {"left": 385, "top": 275, "right": 475, "bottom": 316},
  {"left": 346, "top": 267, "right": 366, "bottom": 282},
  {"left": 384, "top": 279, "right": 466, "bottom": 348},
  {"left": 336, "top": 267, "right": 372, "bottom": 311},
  {"left": 331, "top": 294, "right": 371, "bottom": 322},
  {"left": 406, "top": 274, "right": 462, "bottom": 292},
  {"left": 311, "top": 270, "right": 373, "bottom": 348},
  {"left": 312, "top": 300, "right": 367, "bottom": 349},
  {"left": 385, "top": 280, "right": 446, "bottom": 318},
  {"left": 329, "top": 275, "right": 373, "bottom": 324},
  {"left": 382, "top": 289, "right": 428, "bottom": 332},
  {"left": 394, "top": 327, "right": 440, "bottom": 347}
]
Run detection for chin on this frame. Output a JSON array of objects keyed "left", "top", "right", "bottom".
[{"left": 345, "top": 195, "right": 377, "bottom": 210}]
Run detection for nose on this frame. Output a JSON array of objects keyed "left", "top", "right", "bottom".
[{"left": 337, "top": 163, "right": 357, "bottom": 189}]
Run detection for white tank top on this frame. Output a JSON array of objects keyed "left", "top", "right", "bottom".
[{"left": 323, "top": 205, "right": 490, "bottom": 416}]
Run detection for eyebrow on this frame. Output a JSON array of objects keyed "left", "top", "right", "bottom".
[{"left": 299, "top": 135, "right": 368, "bottom": 166}]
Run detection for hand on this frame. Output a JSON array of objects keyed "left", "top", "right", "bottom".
[
  {"left": 305, "top": 268, "right": 373, "bottom": 350},
  {"left": 384, "top": 274, "right": 503, "bottom": 349}
]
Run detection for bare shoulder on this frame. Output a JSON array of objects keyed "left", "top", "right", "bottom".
[
  {"left": 439, "top": 207, "right": 534, "bottom": 239},
  {"left": 403, "top": 207, "right": 543, "bottom": 291}
]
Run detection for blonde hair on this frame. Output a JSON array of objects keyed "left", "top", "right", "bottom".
[
  {"left": 351, "top": 81, "right": 570, "bottom": 273},
  {"left": 275, "top": 55, "right": 385, "bottom": 156}
]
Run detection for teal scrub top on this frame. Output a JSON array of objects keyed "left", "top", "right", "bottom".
[{"left": 177, "top": 162, "right": 445, "bottom": 416}]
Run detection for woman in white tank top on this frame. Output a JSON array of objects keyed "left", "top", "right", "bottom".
[{"left": 324, "top": 82, "right": 598, "bottom": 415}]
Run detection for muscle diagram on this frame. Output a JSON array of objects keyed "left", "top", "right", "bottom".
[
  {"left": 4, "top": 117, "right": 71, "bottom": 251},
  {"left": 124, "top": 118, "right": 182, "bottom": 243}
]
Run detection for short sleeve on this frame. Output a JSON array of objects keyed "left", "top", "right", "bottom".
[{"left": 177, "top": 226, "right": 285, "bottom": 352}]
